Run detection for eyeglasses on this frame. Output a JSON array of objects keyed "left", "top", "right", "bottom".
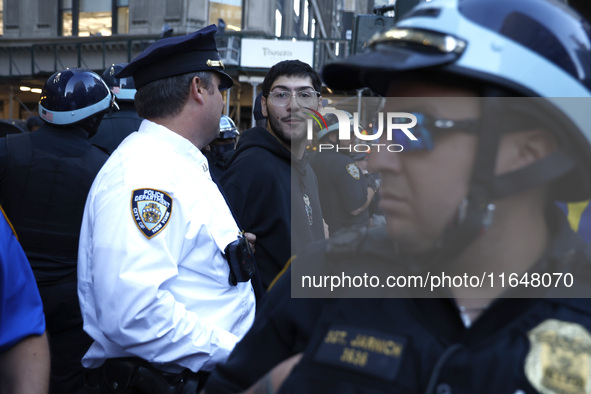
[
  {"left": 384, "top": 112, "right": 479, "bottom": 151},
  {"left": 267, "top": 90, "right": 321, "bottom": 107}
]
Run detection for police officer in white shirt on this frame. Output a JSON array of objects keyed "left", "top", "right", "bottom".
[{"left": 77, "top": 24, "right": 256, "bottom": 393}]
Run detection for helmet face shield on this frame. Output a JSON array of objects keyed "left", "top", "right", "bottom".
[{"left": 39, "top": 68, "right": 113, "bottom": 125}]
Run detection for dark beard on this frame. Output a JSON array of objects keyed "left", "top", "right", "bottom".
[{"left": 267, "top": 111, "right": 307, "bottom": 147}]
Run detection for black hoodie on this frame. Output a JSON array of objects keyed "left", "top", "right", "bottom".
[{"left": 221, "top": 127, "right": 325, "bottom": 290}]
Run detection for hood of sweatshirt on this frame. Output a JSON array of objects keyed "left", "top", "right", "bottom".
[{"left": 225, "top": 126, "right": 310, "bottom": 175}]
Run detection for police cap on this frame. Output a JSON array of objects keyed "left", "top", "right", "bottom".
[{"left": 117, "top": 24, "right": 233, "bottom": 90}]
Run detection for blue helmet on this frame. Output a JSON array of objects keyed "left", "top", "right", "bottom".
[
  {"left": 218, "top": 115, "right": 239, "bottom": 140},
  {"left": 323, "top": 0, "right": 591, "bottom": 202},
  {"left": 322, "top": 0, "right": 591, "bottom": 270},
  {"left": 324, "top": 0, "right": 591, "bottom": 97},
  {"left": 39, "top": 68, "right": 115, "bottom": 126},
  {"left": 102, "top": 63, "right": 137, "bottom": 102}
]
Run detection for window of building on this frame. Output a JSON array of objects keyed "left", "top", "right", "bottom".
[
  {"left": 209, "top": 0, "right": 242, "bottom": 31},
  {"left": 60, "top": 0, "right": 114, "bottom": 36},
  {"left": 303, "top": 0, "right": 309, "bottom": 35},
  {"left": 116, "top": 0, "right": 129, "bottom": 34},
  {"left": 275, "top": 9, "right": 282, "bottom": 37},
  {"left": 79, "top": 0, "right": 112, "bottom": 36},
  {"left": 60, "top": 0, "right": 78, "bottom": 36},
  {"left": 61, "top": 0, "right": 74, "bottom": 36}
]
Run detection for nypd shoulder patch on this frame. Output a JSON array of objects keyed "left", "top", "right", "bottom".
[
  {"left": 346, "top": 163, "right": 361, "bottom": 180},
  {"left": 131, "top": 188, "right": 173, "bottom": 239}
]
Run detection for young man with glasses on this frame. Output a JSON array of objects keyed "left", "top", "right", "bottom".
[
  {"left": 221, "top": 60, "right": 326, "bottom": 291},
  {"left": 205, "top": 0, "right": 591, "bottom": 392}
]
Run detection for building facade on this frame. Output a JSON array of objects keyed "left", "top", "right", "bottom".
[{"left": 0, "top": 0, "right": 381, "bottom": 128}]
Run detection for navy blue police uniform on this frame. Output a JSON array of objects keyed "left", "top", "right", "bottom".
[
  {"left": 205, "top": 208, "right": 591, "bottom": 393},
  {"left": 92, "top": 63, "right": 143, "bottom": 154},
  {"left": 203, "top": 116, "right": 240, "bottom": 180},
  {"left": 203, "top": 148, "right": 228, "bottom": 179},
  {"left": 91, "top": 103, "right": 142, "bottom": 154},
  {"left": 310, "top": 147, "right": 370, "bottom": 234},
  {"left": 277, "top": 210, "right": 591, "bottom": 393},
  {"left": 0, "top": 122, "right": 109, "bottom": 394}
]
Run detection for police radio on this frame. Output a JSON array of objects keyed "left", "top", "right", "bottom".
[{"left": 225, "top": 231, "right": 256, "bottom": 286}]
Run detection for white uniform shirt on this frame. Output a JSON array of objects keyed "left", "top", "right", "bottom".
[{"left": 78, "top": 120, "right": 255, "bottom": 373}]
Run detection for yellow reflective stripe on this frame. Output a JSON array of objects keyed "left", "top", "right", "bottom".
[
  {"left": 0, "top": 205, "right": 18, "bottom": 240},
  {"left": 268, "top": 256, "right": 294, "bottom": 291},
  {"left": 567, "top": 200, "right": 590, "bottom": 233}
]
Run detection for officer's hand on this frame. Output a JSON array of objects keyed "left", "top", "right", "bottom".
[{"left": 244, "top": 232, "right": 256, "bottom": 254}]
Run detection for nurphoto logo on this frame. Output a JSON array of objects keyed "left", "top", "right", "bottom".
[{"left": 305, "top": 107, "right": 419, "bottom": 152}]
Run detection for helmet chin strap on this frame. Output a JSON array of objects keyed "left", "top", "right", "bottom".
[{"left": 400, "top": 96, "right": 503, "bottom": 275}]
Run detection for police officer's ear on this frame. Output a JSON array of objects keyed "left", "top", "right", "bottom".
[
  {"left": 261, "top": 95, "right": 269, "bottom": 118},
  {"left": 191, "top": 76, "right": 206, "bottom": 105},
  {"left": 495, "top": 129, "right": 558, "bottom": 176}
]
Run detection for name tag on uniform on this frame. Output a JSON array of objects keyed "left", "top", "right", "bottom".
[{"left": 313, "top": 324, "right": 406, "bottom": 380}]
